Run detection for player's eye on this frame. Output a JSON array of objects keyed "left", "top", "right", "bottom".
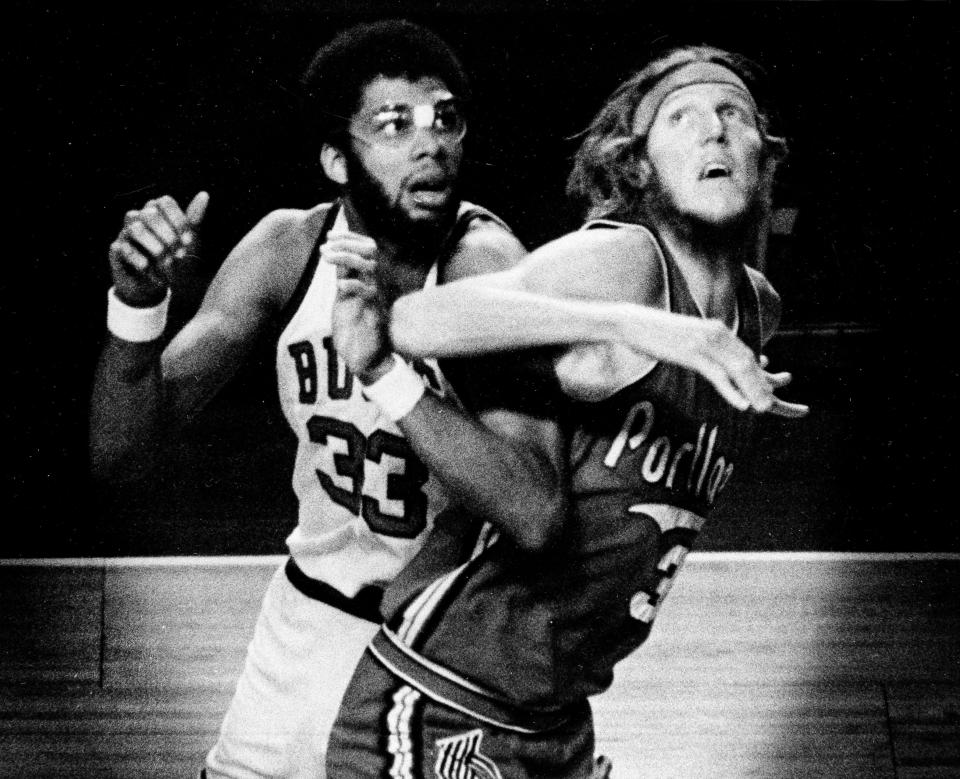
[
  {"left": 668, "top": 106, "right": 695, "bottom": 126},
  {"left": 433, "top": 103, "right": 463, "bottom": 133},
  {"left": 719, "top": 103, "right": 755, "bottom": 126},
  {"left": 373, "top": 110, "right": 412, "bottom": 138}
]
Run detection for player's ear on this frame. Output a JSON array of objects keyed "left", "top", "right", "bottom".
[
  {"left": 627, "top": 158, "right": 651, "bottom": 190},
  {"left": 320, "top": 143, "right": 348, "bottom": 186}
]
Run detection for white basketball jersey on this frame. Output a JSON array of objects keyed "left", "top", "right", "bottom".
[{"left": 276, "top": 204, "right": 462, "bottom": 597}]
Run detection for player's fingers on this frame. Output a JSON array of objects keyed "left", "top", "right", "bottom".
[
  {"left": 122, "top": 206, "right": 142, "bottom": 226},
  {"left": 765, "top": 370, "right": 793, "bottom": 389},
  {"left": 320, "top": 239, "right": 377, "bottom": 261},
  {"left": 323, "top": 243, "right": 379, "bottom": 266},
  {"left": 768, "top": 399, "right": 810, "bottom": 419},
  {"left": 699, "top": 362, "right": 751, "bottom": 412},
  {"left": 110, "top": 237, "right": 149, "bottom": 273},
  {"left": 759, "top": 353, "right": 770, "bottom": 370},
  {"left": 154, "top": 195, "right": 206, "bottom": 260},
  {"left": 152, "top": 195, "right": 190, "bottom": 237},
  {"left": 110, "top": 238, "right": 167, "bottom": 287},
  {"left": 325, "top": 231, "right": 378, "bottom": 254},
  {"left": 336, "top": 278, "right": 378, "bottom": 300},
  {"left": 151, "top": 195, "right": 187, "bottom": 227},
  {"left": 321, "top": 248, "right": 377, "bottom": 277},
  {"left": 185, "top": 191, "right": 210, "bottom": 227},
  {"left": 703, "top": 334, "right": 773, "bottom": 412},
  {"left": 123, "top": 218, "right": 168, "bottom": 259},
  {"left": 138, "top": 202, "right": 180, "bottom": 248},
  {"left": 327, "top": 228, "right": 374, "bottom": 243}
]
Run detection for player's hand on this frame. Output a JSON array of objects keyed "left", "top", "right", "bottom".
[
  {"left": 759, "top": 358, "right": 810, "bottom": 419},
  {"left": 108, "top": 192, "right": 209, "bottom": 307},
  {"left": 322, "top": 230, "right": 393, "bottom": 380},
  {"left": 620, "top": 310, "right": 808, "bottom": 417}
]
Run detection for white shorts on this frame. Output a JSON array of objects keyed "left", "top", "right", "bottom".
[{"left": 204, "top": 562, "right": 379, "bottom": 779}]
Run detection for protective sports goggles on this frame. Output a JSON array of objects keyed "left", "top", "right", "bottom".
[{"left": 352, "top": 97, "right": 466, "bottom": 148}]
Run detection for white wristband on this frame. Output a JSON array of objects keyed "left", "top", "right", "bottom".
[
  {"left": 360, "top": 355, "right": 426, "bottom": 422},
  {"left": 107, "top": 286, "right": 170, "bottom": 342}
]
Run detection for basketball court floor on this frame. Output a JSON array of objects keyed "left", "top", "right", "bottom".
[{"left": 1, "top": 553, "right": 957, "bottom": 778}]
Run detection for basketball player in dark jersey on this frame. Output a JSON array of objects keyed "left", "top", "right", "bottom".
[{"left": 324, "top": 44, "right": 808, "bottom": 777}]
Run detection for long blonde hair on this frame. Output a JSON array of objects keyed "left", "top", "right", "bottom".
[{"left": 566, "top": 45, "right": 788, "bottom": 227}]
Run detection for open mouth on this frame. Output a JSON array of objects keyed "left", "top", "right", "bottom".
[
  {"left": 700, "top": 162, "right": 732, "bottom": 180},
  {"left": 408, "top": 177, "right": 452, "bottom": 209}
]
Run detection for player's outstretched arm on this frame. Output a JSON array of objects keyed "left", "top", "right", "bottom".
[{"left": 387, "top": 229, "right": 807, "bottom": 416}]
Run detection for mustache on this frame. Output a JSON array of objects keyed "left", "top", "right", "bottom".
[
  {"left": 642, "top": 166, "right": 763, "bottom": 253},
  {"left": 344, "top": 152, "right": 460, "bottom": 244},
  {"left": 403, "top": 163, "right": 455, "bottom": 190}
]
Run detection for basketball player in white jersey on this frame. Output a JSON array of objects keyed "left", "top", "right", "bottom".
[{"left": 89, "top": 19, "right": 579, "bottom": 778}]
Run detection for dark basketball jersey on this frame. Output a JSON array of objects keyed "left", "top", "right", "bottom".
[{"left": 380, "top": 220, "right": 776, "bottom": 714}]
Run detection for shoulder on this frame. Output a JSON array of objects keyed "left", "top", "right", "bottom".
[
  {"left": 744, "top": 265, "right": 782, "bottom": 344},
  {"left": 213, "top": 203, "right": 331, "bottom": 312},
  {"left": 440, "top": 203, "right": 527, "bottom": 283},
  {"left": 549, "top": 221, "right": 662, "bottom": 259},
  {"left": 241, "top": 203, "right": 330, "bottom": 257},
  {"left": 514, "top": 222, "right": 667, "bottom": 307}
]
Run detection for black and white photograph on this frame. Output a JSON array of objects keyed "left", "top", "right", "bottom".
[{"left": 3, "top": 1, "right": 957, "bottom": 776}]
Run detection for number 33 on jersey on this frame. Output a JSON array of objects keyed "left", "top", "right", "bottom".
[{"left": 288, "top": 335, "right": 442, "bottom": 539}]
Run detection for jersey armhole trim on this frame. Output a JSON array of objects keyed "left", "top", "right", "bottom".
[
  {"left": 571, "top": 220, "right": 670, "bottom": 400},
  {"left": 275, "top": 202, "right": 339, "bottom": 333}
]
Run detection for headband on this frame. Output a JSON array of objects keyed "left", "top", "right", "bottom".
[{"left": 632, "top": 61, "right": 757, "bottom": 136}]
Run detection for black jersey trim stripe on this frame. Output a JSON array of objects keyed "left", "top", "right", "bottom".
[
  {"left": 738, "top": 266, "right": 764, "bottom": 354},
  {"left": 284, "top": 557, "right": 382, "bottom": 623},
  {"left": 276, "top": 202, "right": 339, "bottom": 333},
  {"left": 431, "top": 201, "right": 509, "bottom": 282},
  {"left": 456, "top": 202, "right": 514, "bottom": 234},
  {"left": 370, "top": 629, "right": 582, "bottom": 734},
  {"left": 576, "top": 221, "right": 668, "bottom": 398}
]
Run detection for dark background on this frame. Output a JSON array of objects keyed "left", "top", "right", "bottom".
[{"left": 5, "top": 1, "right": 956, "bottom": 556}]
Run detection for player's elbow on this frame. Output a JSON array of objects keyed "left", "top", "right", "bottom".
[
  {"left": 508, "top": 490, "right": 568, "bottom": 554},
  {"left": 555, "top": 344, "right": 621, "bottom": 402},
  {"left": 88, "top": 434, "right": 155, "bottom": 487}
]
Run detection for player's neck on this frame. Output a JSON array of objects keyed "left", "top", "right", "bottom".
[
  {"left": 376, "top": 259, "right": 432, "bottom": 303},
  {"left": 658, "top": 228, "right": 741, "bottom": 326}
]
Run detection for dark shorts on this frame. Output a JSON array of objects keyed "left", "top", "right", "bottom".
[{"left": 327, "top": 632, "right": 596, "bottom": 778}]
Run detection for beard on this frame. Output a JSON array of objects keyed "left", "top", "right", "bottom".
[
  {"left": 642, "top": 166, "right": 764, "bottom": 259},
  {"left": 345, "top": 151, "right": 460, "bottom": 264}
]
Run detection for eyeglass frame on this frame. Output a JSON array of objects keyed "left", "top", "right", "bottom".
[{"left": 349, "top": 94, "right": 467, "bottom": 148}]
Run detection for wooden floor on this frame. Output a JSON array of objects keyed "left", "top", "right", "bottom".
[{"left": 0, "top": 554, "right": 957, "bottom": 779}]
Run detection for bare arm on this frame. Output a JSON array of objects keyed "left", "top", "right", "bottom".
[
  {"left": 388, "top": 228, "right": 803, "bottom": 414},
  {"left": 90, "top": 199, "right": 318, "bottom": 483},
  {"left": 398, "top": 396, "right": 566, "bottom": 552}
]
